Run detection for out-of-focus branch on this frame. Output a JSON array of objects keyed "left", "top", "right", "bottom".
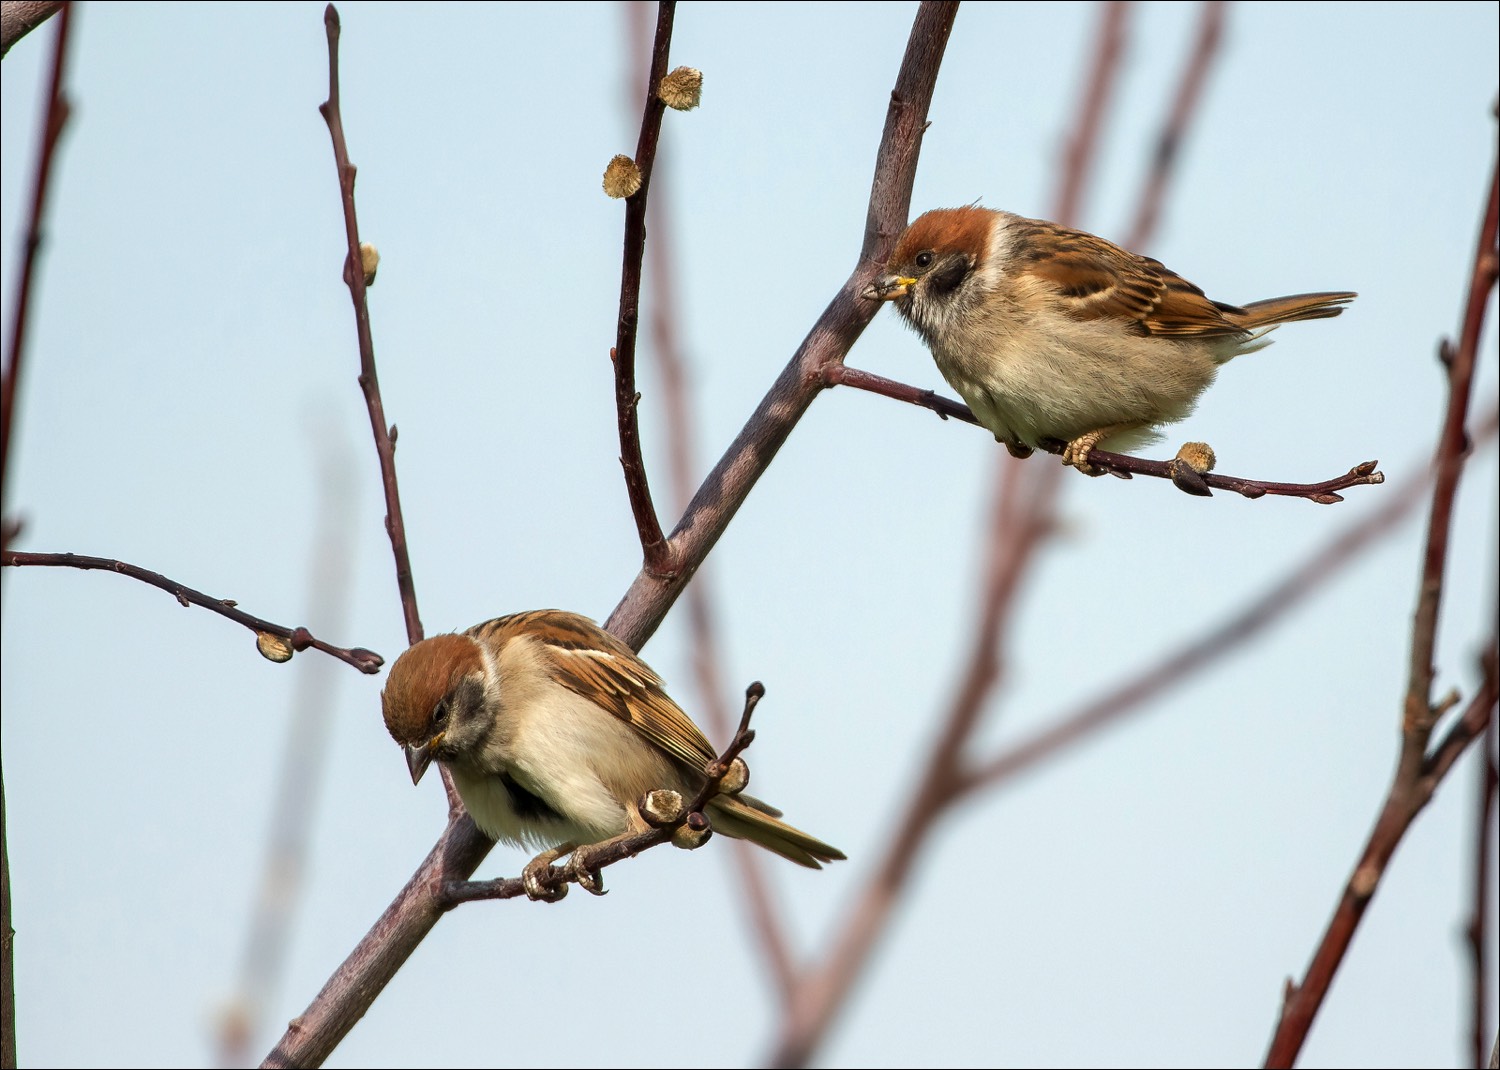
[
  {"left": 624, "top": 0, "right": 795, "bottom": 998},
  {"left": 1, "top": 0, "right": 70, "bottom": 536},
  {"left": 262, "top": 7, "right": 958, "bottom": 1067},
  {"left": 1054, "top": 1, "right": 1128, "bottom": 227},
  {"left": 1, "top": 549, "right": 383, "bottom": 673},
  {"left": 823, "top": 363, "right": 1384, "bottom": 503},
  {"left": 612, "top": 0, "right": 675, "bottom": 576},
  {"left": 217, "top": 431, "right": 361, "bottom": 1067},
  {"left": 1124, "top": 0, "right": 1225, "bottom": 250},
  {"left": 0, "top": 0, "right": 61, "bottom": 58},
  {"left": 316, "top": 3, "right": 422, "bottom": 648},
  {"left": 1264, "top": 133, "right": 1499, "bottom": 1070}
]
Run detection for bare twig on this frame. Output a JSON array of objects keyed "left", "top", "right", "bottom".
[
  {"left": 822, "top": 363, "right": 1383, "bottom": 503},
  {"left": 1, "top": 0, "right": 70, "bottom": 536},
  {"left": 440, "top": 682, "right": 764, "bottom": 906},
  {"left": 1, "top": 549, "right": 383, "bottom": 673},
  {"left": 612, "top": 0, "right": 676, "bottom": 576},
  {"left": 1470, "top": 712, "right": 1498, "bottom": 1069},
  {"left": 1124, "top": 1, "right": 1226, "bottom": 250},
  {"left": 1264, "top": 132, "right": 1499, "bottom": 1070},
  {"left": 0, "top": 0, "right": 62, "bottom": 58},
  {"left": 0, "top": 768, "right": 12, "bottom": 1070},
  {"left": 623, "top": 0, "right": 796, "bottom": 997},
  {"left": 262, "top": 7, "right": 958, "bottom": 1067},
  {"left": 316, "top": 3, "right": 422, "bottom": 647},
  {"left": 217, "top": 433, "right": 362, "bottom": 1067}
]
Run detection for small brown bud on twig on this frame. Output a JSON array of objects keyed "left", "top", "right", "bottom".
[
  {"left": 719, "top": 757, "right": 749, "bottom": 795},
  {"left": 658, "top": 66, "right": 703, "bottom": 111},
  {"left": 359, "top": 241, "right": 380, "bottom": 286},
  {"left": 602, "top": 154, "right": 642, "bottom": 199},
  {"left": 672, "top": 811, "right": 712, "bottom": 851},
  {"left": 639, "top": 788, "right": 685, "bottom": 827}
]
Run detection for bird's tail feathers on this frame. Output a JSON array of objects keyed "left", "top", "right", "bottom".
[{"left": 707, "top": 794, "right": 844, "bottom": 869}]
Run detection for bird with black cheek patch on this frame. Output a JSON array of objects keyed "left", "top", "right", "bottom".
[
  {"left": 381, "top": 609, "right": 843, "bottom": 899},
  {"left": 863, "top": 206, "right": 1355, "bottom": 472}
]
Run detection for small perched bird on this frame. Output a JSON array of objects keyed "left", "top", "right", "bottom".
[
  {"left": 864, "top": 206, "right": 1355, "bottom": 471},
  {"left": 381, "top": 610, "right": 843, "bottom": 895}
]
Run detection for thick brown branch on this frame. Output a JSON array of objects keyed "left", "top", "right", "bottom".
[
  {"left": 1468, "top": 712, "right": 1497, "bottom": 1070},
  {"left": 612, "top": 1, "right": 676, "bottom": 576},
  {"left": 317, "top": 3, "right": 422, "bottom": 647},
  {"left": 1, "top": 549, "right": 384, "bottom": 673},
  {"left": 1264, "top": 132, "right": 1500, "bottom": 1070},
  {"left": 824, "top": 363, "right": 1384, "bottom": 503},
  {"left": 0, "top": 0, "right": 61, "bottom": 58}
]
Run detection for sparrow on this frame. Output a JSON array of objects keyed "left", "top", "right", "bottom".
[
  {"left": 381, "top": 609, "right": 844, "bottom": 897},
  {"left": 863, "top": 206, "right": 1355, "bottom": 472}
]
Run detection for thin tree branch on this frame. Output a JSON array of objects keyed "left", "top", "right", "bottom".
[
  {"left": 822, "top": 363, "right": 1384, "bottom": 503},
  {"left": 612, "top": 0, "right": 675, "bottom": 576},
  {"left": 262, "top": 7, "right": 958, "bottom": 1067},
  {"left": 0, "top": 0, "right": 61, "bottom": 58},
  {"left": 624, "top": 0, "right": 796, "bottom": 998},
  {"left": 1264, "top": 130, "right": 1499, "bottom": 1070},
  {"left": 1054, "top": 1, "right": 1129, "bottom": 228},
  {"left": 1, "top": 0, "right": 70, "bottom": 538},
  {"left": 1467, "top": 703, "right": 1497, "bottom": 1069},
  {"left": 1, "top": 549, "right": 383, "bottom": 673},
  {"left": 1124, "top": 0, "right": 1225, "bottom": 251},
  {"left": 317, "top": 3, "right": 422, "bottom": 648}
]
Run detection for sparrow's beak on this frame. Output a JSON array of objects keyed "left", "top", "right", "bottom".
[
  {"left": 404, "top": 739, "right": 435, "bottom": 785},
  {"left": 861, "top": 274, "right": 916, "bottom": 302}
]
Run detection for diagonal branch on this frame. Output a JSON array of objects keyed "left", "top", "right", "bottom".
[
  {"left": 612, "top": 0, "right": 676, "bottom": 576},
  {"left": 1, "top": 549, "right": 383, "bottom": 673},
  {"left": 317, "top": 3, "right": 422, "bottom": 648}
]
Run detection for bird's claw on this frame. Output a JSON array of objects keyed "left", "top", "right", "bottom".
[
  {"left": 567, "top": 846, "right": 608, "bottom": 897},
  {"left": 521, "top": 844, "right": 574, "bottom": 903}
]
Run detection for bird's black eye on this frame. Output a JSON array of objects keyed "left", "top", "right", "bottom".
[
  {"left": 914, "top": 250, "right": 935, "bottom": 270},
  {"left": 432, "top": 701, "right": 450, "bottom": 728}
]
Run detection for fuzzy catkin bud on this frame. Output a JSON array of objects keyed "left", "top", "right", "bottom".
[
  {"left": 602, "top": 155, "right": 642, "bottom": 199},
  {"left": 658, "top": 66, "right": 703, "bottom": 111}
]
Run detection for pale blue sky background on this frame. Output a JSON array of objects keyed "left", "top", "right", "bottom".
[{"left": 2, "top": 3, "right": 1497, "bottom": 1067}]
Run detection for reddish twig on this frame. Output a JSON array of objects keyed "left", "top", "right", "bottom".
[
  {"left": 439, "top": 682, "right": 765, "bottom": 907},
  {"left": 823, "top": 363, "right": 1384, "bottom": 503},
  {"left": 262, "top": 8, "right": 958, "bottom": 1067},
  {"left": 1, "top": 0, "right": 70, "bottom": 538},
  {"left": 611, "top": 1, "right": 676, "bottom": 577},
  {"left": 0, "top": 0, "right": 62, "bottom": 58},
  {"left": 1471, "top": 712, "right": 1498, "bottom": 1069},
  {"left": 1264, "top": 134, "right": 1499, "bottom": 1070},
  {"left": 624, "top": 0, "right": 798, "bottom": 996},
  {"left": 317, "top": 3, "right": 422, "bottom": 648},
  {"left": 1124, "top": 1, "right": 1225, "bottom": 250},
  {"left": 1, "top": 549, "right": 383, "bottom": 673}
]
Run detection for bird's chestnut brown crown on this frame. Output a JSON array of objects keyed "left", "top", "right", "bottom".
[
  {"left": 381, "top": 633, "right": 485, "bottom": 745},
  {"left": 888, "top": 206, "right": 993, "bottom": 288}
]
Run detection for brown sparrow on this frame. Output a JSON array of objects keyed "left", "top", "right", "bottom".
[
  {"left": 381, "top": 610, "right": 844, "bottom": 896},
  {"left": 863, "top": 206, "right": 1355, "bottom": 471}
]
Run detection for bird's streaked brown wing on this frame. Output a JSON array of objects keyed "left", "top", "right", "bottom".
[
  {"left": 1012, "top": 218, "right": 1248, "bottom": 338},
  {"left": 486, "top": 610, "right": 719, "bottom": 772}
]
